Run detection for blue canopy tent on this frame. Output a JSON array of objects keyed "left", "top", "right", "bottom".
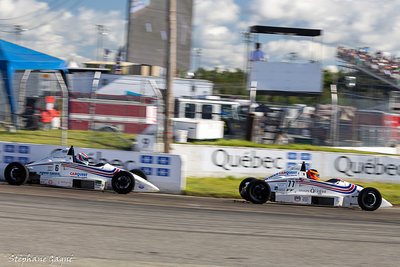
[{"left": 0, "top": 39, "right": 68, "bottom": 124}]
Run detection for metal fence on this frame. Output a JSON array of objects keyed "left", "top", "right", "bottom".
[{"left": 246, "top": 114, "right": 400, "bottom": 148}]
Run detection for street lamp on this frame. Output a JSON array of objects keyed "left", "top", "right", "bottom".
[
  {"left": 194, "top": 48, "right": 202, "bottom": 71},
  {"left": 95, "top": 24, "right": 108, "bottom": 61}
]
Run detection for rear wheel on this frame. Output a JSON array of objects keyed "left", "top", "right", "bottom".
[
  {"left": 4, "top": 162, "right": 29, "bottom": 185},
  {"left": 358, "top": 187, "right": 382, "bottom": 211},
  {"left": 246, "top": 179, "right": 271, "bottom": 204},
  {"left": 130, "top": 169, "right": 147, "bottom": 180},
  {"left": 239, "top": 177, "right": 256, "bottom": 201},
  {"left": 112, "top": 171, "right": 135, "bottom": 194}
]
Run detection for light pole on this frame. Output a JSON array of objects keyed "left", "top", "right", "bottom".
[
  {"left": 288, "top": 52, "right": 298, "bottom": 62},
  {"left": 95, "top": 24, "right": 108, "bottom": 61},
  {"left": 241, "top": 31, "right": 255, "bottom": 93},
  {"left": 194, "top": 48, "right": 202, "bottom": 71}
]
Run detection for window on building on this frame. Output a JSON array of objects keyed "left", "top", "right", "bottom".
[
  {"left": 201, "top": 104, "right": 213, "bottom": 119},
  {"left": 184, "top": 103, "right": 195, "bottom": 118}
]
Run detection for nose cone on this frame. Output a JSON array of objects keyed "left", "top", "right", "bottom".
[
  {"left": 133, "top": 175, "right": 160, "bottom": 192},
  {"left": 147, "top": 182, "right": 160, "bottom": 192}
]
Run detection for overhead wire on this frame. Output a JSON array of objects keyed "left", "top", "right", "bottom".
[
  {"left": 0, "top": 0, "right": 61, "bottom": 21},
  {"left": 222, "top": 0, "right": 250, "bottom": 28},
  {"left": 29, "top": 0, "right": 84, "bottom": 30}
]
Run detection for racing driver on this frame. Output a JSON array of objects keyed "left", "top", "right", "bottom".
[
  {"left": 76, "top": 152, "right": 89, "bottom": 165},
  {"left": 307, "top": 169, "right": 320, "bottom": 180}
]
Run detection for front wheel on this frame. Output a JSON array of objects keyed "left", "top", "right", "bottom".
[
  {"left": 4, "top": 162, "right": 29, "bottom": 185},
  {"left": 358, "top": 187, "right": 382, "bottom": 211},
  {"left": 246, "top": 179, "right": 271, "bottom": 204},
  {"left": 112, "top": 171, "right": 135, "bottom": 194},
  {"left": 239, "top": 177, "right": 256, "bottom": 201},
  {"left": 130, "top": 169, "right": 147, "bottom": 180}
]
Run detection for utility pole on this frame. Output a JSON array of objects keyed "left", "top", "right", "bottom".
[
  {"left": 14, "top": 25, "right": 26, "bottom": 45},
  {"left": 95, "top": 24, "right": 108, "bottom": 61},
  {"left": 164, "top": 0, "right": 176, "bottom": 153}
]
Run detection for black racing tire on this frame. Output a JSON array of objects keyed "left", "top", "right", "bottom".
[
  {"left": 4, "top": 162, "right": 29, "bottom": 185},
  {"left": 112, "top": 171, "right": 135, "bottom": 194},
  {"left": 130, "top": 169, "right": 147, "bottom": 180},
  {"left": 239, "top": 177, "right": 256, "bottom": 201},
  {"left": 246, "top": 179, "right": 271, "bottom": 204},
  {"left": 358, "top": 187, "right": 382, "bottom": 211}
]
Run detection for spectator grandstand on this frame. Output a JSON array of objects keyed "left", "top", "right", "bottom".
[{"left": 337, "top": 46, "right": 400, "bottom": 88}]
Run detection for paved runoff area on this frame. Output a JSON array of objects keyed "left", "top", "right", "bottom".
[{"left": 0, "top": 183, "right": 400, "bottom": 267}]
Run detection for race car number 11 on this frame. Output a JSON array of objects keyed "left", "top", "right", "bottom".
[{"left": 287, "top": 180, "right": 296, "bottom": 188}]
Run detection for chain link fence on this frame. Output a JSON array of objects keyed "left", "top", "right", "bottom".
[{"left": 0, "top": 71, "right": 162, "bottom": 149}]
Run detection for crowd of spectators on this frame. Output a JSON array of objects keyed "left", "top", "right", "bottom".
[{"left": 337, "top": 46, "right": 400, "bottom": 84}]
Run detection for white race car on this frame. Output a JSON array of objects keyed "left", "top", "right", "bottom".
[
  {"left": 4, "top": 146, "right": 159, "bottom": 194},
  {"left": 239, "top": 162, "right": 392, "bottom": 211}
]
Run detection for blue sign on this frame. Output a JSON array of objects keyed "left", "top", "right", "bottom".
[
  {"left": 141, "top": 155, "right": 153, "bottom": 164},
  {"left": 4, "top": 156, "right": 14, "bottom": 164},
  {"left": 19, "top": 146, "right": 29, "bottom": 154},
  {"left": 141, "top": 167, "right": 152, "bottom": 175},
  {"left": 301, "top": 153, "right": 311, "bottom": 160},
  {"left": 287, "top": 152, "right": 297, "bottom": 160},
  {"left": 157, "top": 168, "right": 170, "bottom": 177},
  {"left": 287, "top": 162, "right": 296, "bottom": 168},
  {"left": 158, "top": 157, "right": 170, "bottom": 165},
  {"left": 5, "top": 145, "right": 14, "bottom": 153},
  {"left": 18, "top": 157, "right": 30, "bottom": 164}
]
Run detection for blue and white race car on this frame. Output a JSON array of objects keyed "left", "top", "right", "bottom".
[
  {"left": 4, "top": 146, "right": 159, "bottom": 194},
  {"left": 239, "top": 162, "right": 392, "bottom": 211}
]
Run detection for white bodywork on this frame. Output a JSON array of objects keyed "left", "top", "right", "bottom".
[
  {"left": 261, "top": 164, "right": 392, "bottom": 209},
  {"left": 25, "top": 147, "right": 159, "bottom": 193}
]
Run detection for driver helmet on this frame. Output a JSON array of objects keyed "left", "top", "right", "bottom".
[
  {"left": 307, "top": 169, "right": 320, "bottom": 180},
  {"left": 76, "top": 152, "right": 89, "bottom": 165}
]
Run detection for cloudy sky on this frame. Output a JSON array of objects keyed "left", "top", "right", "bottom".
[{"left": 0, "top": 0, "right": 399, "bottom": 72}]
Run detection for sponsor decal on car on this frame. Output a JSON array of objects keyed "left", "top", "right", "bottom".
[
  {"left": 299, "top": 189, "right": 310, "bottom": 193},
  {"left": 70, "top": 172, "right": 88, "bottom": 177},
  {"left": 94, "top": 180, "right": 103, "bottom": 189},
  {"left": 39, "top": 171, "right": 60, "bottom": 176},
  {"left": 138, "top": 184, "right": 145, "bottom": 189},
  {"left": 294, "top": 196, "right": 301, "bottom": 202},
  {"left": 310, "top": 188, "right": 327, "bottom": 194},
  {"left": 56, "top": 180, "right": 72, "bottom": 187}
]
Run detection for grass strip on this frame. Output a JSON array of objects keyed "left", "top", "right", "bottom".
[{"left": 0, "top": 129, "right": 135, "bottom": 151}]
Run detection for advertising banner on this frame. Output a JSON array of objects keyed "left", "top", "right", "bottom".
[
  {"left": 172, "top": 144, "right": 400, "bottom": 184},
  {"left": 0, "top": 141, "right": 184, "bottom": 193},
  {"left": 249, "top": 61, "right": 322, "bottom": 93},
  {"left": 327, "top": 153, "right": 400, "bottom": 183}
]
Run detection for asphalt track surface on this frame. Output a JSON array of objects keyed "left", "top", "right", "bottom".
[{"left": 0, "top": 183, "right": 400, "bottom": 267}]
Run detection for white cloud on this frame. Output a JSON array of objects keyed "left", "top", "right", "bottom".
[
  {"left": 3, "top": 0, "right": 400, "bottom": 71},
  {"left": 192, "top": 0, "right": 246, "bottom": 70},
  {"left": 0, "top": 0, "right": 125, "bottom": 66},
  {"left": 193, "top": 0, "right": 239, "bottom": 26},
  {"left": 246, "top": 0, "right": 400, "bottom": 62}
]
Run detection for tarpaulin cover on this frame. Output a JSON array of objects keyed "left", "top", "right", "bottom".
[{"left": 0, "top": 39, "right": 67, "bottom": 115}]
